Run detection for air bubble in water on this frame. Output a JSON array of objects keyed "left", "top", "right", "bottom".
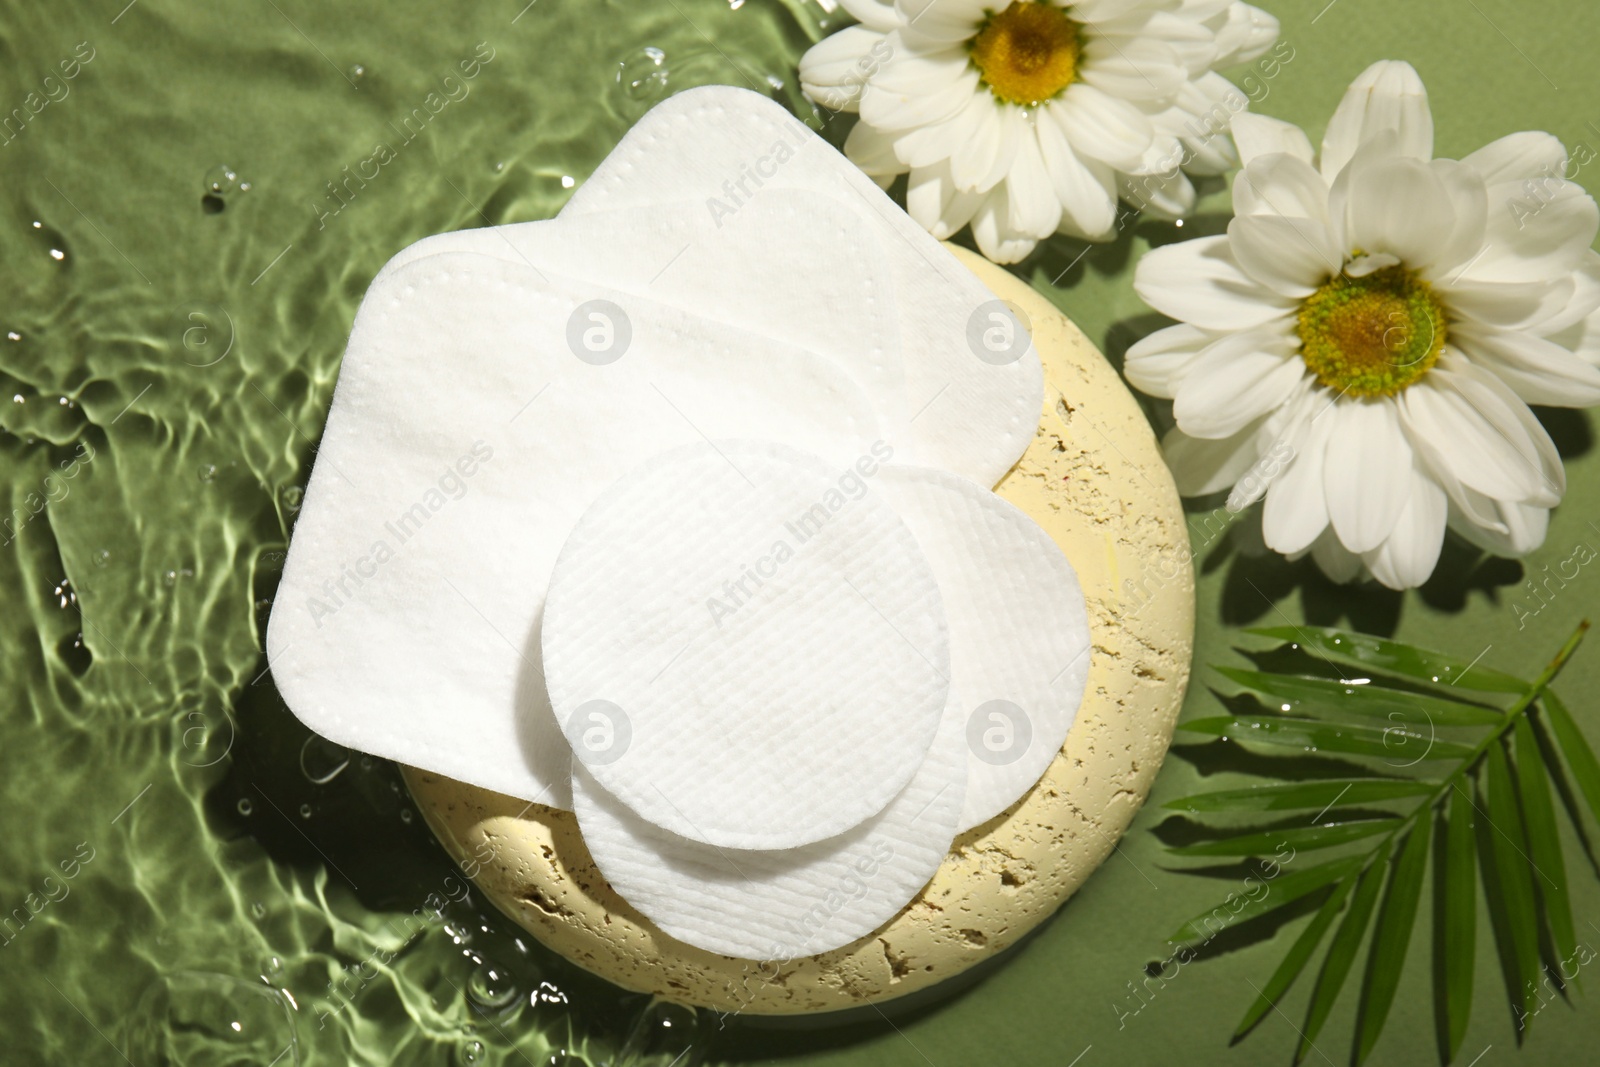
[
  {"left": 300, "top": 735, "right": 351, "bottom": 784},
  {"left": 237, "top": 798, "right": 254, "bottom": 816},
  {"left": 617, "top": 46, "right": 668, "bottom": 102}
]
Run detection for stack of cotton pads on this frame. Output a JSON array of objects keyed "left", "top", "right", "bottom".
[{"left": 268, "top": 86, "right": 1091, "bottom": 960}]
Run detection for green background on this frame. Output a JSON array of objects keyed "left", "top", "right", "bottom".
[{"left": 0, "top": 0, "right": 1596, "bottom": 1064}]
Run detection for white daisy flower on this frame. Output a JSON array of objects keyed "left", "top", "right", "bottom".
[
  {"left": 1127, "top": 60, "right": 1600, "bottom": 590},
  {"left": 799, "top": 0, "right": 1280, "bottom": 263}
]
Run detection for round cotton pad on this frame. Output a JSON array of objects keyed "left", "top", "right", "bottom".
[
  {"left": 875, "top": 465, "right": 1091, "bottom": 831},
  {"left": 542, "top": 440, "right": 951, "bottom": 850},
  {"left": 569, "top": 681, "right": 966, "bottom": 960}
]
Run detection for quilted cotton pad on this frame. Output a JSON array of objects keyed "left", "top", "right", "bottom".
[
  {"left": 370, "top": 193, "right": 905, "bottom": 425},
  {"left": 563, "top": 85, "right": 1044, "bottom": 489},
  {"left": 570, "top": 680, "right": 967, "bottom": 960},
  {"left": 541, "top": 440, "right": 951, "bottom": 850},
  {"left": 267, "top": 254, "right": 884, "bottom": 812},
  {"left": 875, "top": 465, "right": 1091, "bottom": 832}
]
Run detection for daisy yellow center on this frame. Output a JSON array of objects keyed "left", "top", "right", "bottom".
[
  {"left": 970, "top": 2, "right": 1082, "bottom": 106},
  {"left": 1295, "top": 265, "right": 1447, "bottom": 397}
]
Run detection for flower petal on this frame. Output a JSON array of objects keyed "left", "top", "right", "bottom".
[
  {"left": 1006, "top": 129, "right": 1064, "bottom": 237},
  {"left": 844, "top": 120, "right": 909, "bottom": 184},
  {"left": 1036, "top": 114, "right": 1118, "bottom": 239},
  {"left": 1461, "top": 130, "right": 1568, "bottom": 186},
  {"left": 1442, "top": 275, "right": 1575, "bottom": 332},
  {"left": 1417, "top": 159, "right": 1489, "bottom": 278},
  {"left": 1262, "top": 409, "right": 1332, "bottom": 555},
  {"left": 892, "top": 90, "right": 990, "bottom": 168},
  {"left": 1341, "top": 154, "right": 1455, "bottom": 269},
  {"left": 1124, "top": 323, "right": 1213, "bottom": 398},
  {"left": 970, "top": 183, "right": 1039, "bottom": 263},
  {"left": 1080, "top": 37, "right": 1188, "bottom": 101},
  {"left": 859, "top": 49, "right": 977, "bottom": 131},
  {"left": 1172, "top": 330, "right": 1306, "bottom": 438},
  {"left": 894, "top": 0, "right": 987, "bottom": 42},
  {"left": 1453, "top": 322, "right": 1600, "bottom": 407},
  {"left": 1227, "top": 213, "right": 1341, "bottom": 297},
  {"left": 1162, "top": 422, "right": 1269, "bottom": 496},
  {"left": 974, "top": 102, "right": 1026, "bottom": 193},
  {"left": 800, "top": 26, "right": 887, "bottom": 112},
  {"left": 948, "top": 93, "right": 1007, "bottom": 189},
  {"left": 1535, "top": 251, "right": 1600, "bottom": 336},
  {"left": 1320, "top": 60, "right": 1433, "bottom": 183},
  {"left": 1448, "top": 496, "right": 1549, "bottom": 557},
  {"left": 1361, "top": 464, "right": 1447, "bottom": 589},
  {"left": 1231, "top": 111, "right": 1315, "bottom": 168},
  {"left": 905, "top": 160, "right": 983, "bottom": 238},
  {"left": 1212, "top": 2, "right": 1280, "bottom": 67},
  {"left": 1052, "top": 83, "right": 1154, "bottom": 170},
  {"left": 1119, "top": 166, "right": 1196, "bottom": 220},
  {"left": 1231, "top": 152, "right": 1329, "bottom": 221},
  {"left": 1461, "top": 177, "right": 1600, "bottom": 284},
  {"left": 1134, "top": 234, "right": 1295, "bottom": 330},
  {"left": 1310, "top": 526, "right": 1365, "bottom": 583},
  {"left": 1323, "top": 398, "right": 1412, "bottom": 553}
]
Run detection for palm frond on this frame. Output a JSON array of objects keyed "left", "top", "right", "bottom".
[{"left": 1163, "top": 619, "right": 1593, "bottom": 1064}]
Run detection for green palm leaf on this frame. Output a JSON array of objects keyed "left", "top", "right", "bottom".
[
  {"left": 1246, "top": 626, "right": 1529, "bottom": 693},
  {"left": 1441, "top": 784, "right": 1477, "bottom": 1061},
  {"left": 1355, "top": 818, "right": 1431, "bottom": 1064},
  {"left": 1165, "top": 778, "right": 1435, "bottom": 814},
  {"left": 1163, "top": 620, "right": 1595, "bottom": 1064},
  {"left": 1214, "top": 666, "right": 1504, "bottom": 726},
  {"left": 1180, "top": 714, "right": 1473, "bottom": 760}
]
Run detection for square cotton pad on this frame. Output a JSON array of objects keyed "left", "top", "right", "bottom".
[
  {"left": 541, "top": 439, "right": 951, "bottom": 850},
  {"left": 267, "top": 254, "right": 885, "bottom": 811},
  {"left": 562, "top": 85, "right": 1043, "bottom": 489}
]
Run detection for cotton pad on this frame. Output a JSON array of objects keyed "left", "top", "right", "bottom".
[
  {"left": 267, "top": 254, "right": 885, "bottom": 812},
  {"left": 875, "top": 465, "right": 1091, "bottom": 831},
  {"left": 541, "top": 439, "right": 950, "bottom": 850},
  {"left": 370, "top": 193, "right": 906, "bottom": 425},
  {"left": 569, "top": 680, "right": 967, "bottom": 960},
  {"left": 562, "top": 85, "right": 1044, "bottom": 489}
]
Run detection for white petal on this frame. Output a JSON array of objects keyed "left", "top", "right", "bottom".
[
  {"left": 1124, "top": 323, "right": 1213, "bottom": 398},
  {"left": 1174, "top": 74, "right": 1247, "bottom": 176},
  {"left": 1442, "top": 276, "right": 1576, "bottom": 332},
  {"left": 970, "top": 184, "right": 1039, "bottom": 263},
  {"left": 1231, "top": 112, "right": 1315, "bottom": 168},
  {"left": 1398, "top": 367, "right": 1557, "bottom": 506},
  {"left": 1448, "top": 496, "right": 1549, "bottom": 557},
  {"left": 1310, "top": 526, "right": 1365, "bottom": 583},
  {"left": 1120, "top": 167, "right": 1196, "bottom": 220},
  {"left": 974, "top": 103, "right": 1026, "bottom": 194},
  {"left": 1036, "top": 114, "right": 1118, "bottom": 239},
  {"left": 1212, "top": 3, "right": 1280, "bottom": 68},
  {"left": 948, "top": 93, "right": 1007, "bottom": 189},
  {"left": 1416, "top": 159, "right": 1489, "bottom": 279},
  {"left": 1461, "top": 177, "right": 1600, "bottom": 285},
  {"left": 800, "top": 26, "right": 888, "bottom": 112},
  {"left": 1006, "top": 129, "right": 1064, "bottom": 237},
  {"left": 1122, "top": 10, "right": 1218, "bottom": 76},
  {"left": 1133, "top": 235, "right": 1295, "bottom": 330},
  {"left": 1080, "top": 38, "right": 1188, "bottom": 101},
  {"left": 844, "top": 120, "right": 910, "bottom": 181},
  {"left": 1341, "top": 155, "right": 1455, "bottom": 270},
  {"left": 1051, "top": 84, "right": 1154, "bottom": 170},
  {"left": 1261, "top": 410, "right": 1332, "bottom": 555},
  {"left": 859, "top": 52, "right": 977, "bottom": 131},
  {"left": 1322, "top": 399, "right": 1412, "bottom": 553},
  {"left": 1320, "top": 60, "right": 1433, "bottom": 183},
  {"left": 1232, "top": 152, "right": 1329, "bottom": 221},
  {"left": 895, "top": 0, "right": 986, "bottom": 42},
  {"left": 1362, "top": 464, "right": 1447, "bottom": 589},
  {"left": 905, "top": 160, "right": 983, "bottom": 238},
  {"left": 1453, "top": 322, "right": 1600, "bottom": 407},
  {"left": 1162, "top": 422, "right": 1269, "bottom": 496},
  {"left": 1461, "top": 131, "right": 1568, "bottom": 186},
  {"left": 893, "top": 90, "right": 991, "bottom": 168},
  {"left": 1172, "top": 330, "right": 1306, "bottom": 438},
  {"left": 1227, "top": 213, "right": 1341, "bottom": 297},
  {"left": 1536, "top": 251, "right": 1600, "bottom": 337},
  {"left": 1442, "top": 352, "right": 1566, "bottom": 501}
]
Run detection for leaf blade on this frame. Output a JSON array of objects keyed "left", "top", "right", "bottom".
[
  {"left": 1214, "top": 666, "right": 1504, "bottom": 726},
  {"left": 1165, "top": 779, "right": 1436, "bottom": 814},
  {"left": 1482, "top": 741, "right": 1542, "bottom": 1033},
  {"left": 1168, "top": 856, "right": 1361, "bottom": 945},
  {"left": 1246, "top": 626, "right": 1528, "bottom": 693},
  {"left": 1356, "top": 817, "right": 1433, "bottom": 1064},
  {"left": 1235, "top": 871, "right": 1359, "bottom": 1038},
  {"left": 1300, "top": 860, "right": 1385, "bottom": 1061},
  {"left": 1514, "top": 715, "right": 1576, "bottom": 971},
  {"left": 1180, "top": 715, "right": 1473, "bottom": 761},
  {"left": 1171, "top": 819, "right": 1401, "bottom": 858},
  {"left": 1442, "top": 784, "right": 1477, "bottom": 1061},
  {"left": 1542, "top": 688, "right": 1600, "bottom": 829}
]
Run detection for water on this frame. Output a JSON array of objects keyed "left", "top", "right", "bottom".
[{"left": 0, "top": 0, "right": 843, "bottom": 1062}]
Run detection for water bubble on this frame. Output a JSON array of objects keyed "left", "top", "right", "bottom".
[
  {"left": 465, "top": 958, "right": 521, "bottom": 1014},
  {"left": 458, "top": 1040, "right": 486, "bottom": 1065},
  {"left": 400, "top": 808, "right": 413, "bottom": 824},
  {"left": 6, "top": 330, "right": 19, "bottom": 341},
  {"left": 49, "top": 247, "right": 66, "bottom": 262},
  {"left": 617, "top": 46, "right": 669, "bottom": 103},
  {"left": 93, "top": 548, "right": 110, "bottom": 567},
  {"left": 281, "top": 485, "right": 304, "bottom": 513},
  {"left": 349, "top": 63, "right": 366, "bottom": 80},
  {"left": 251, "top": 901, "right": 266, "bottom": 918},
  {"left": 298, "top": 803, "right": 312, "bottom": 819},
  {"left": 204, "top": 164, "right": 241, "bottom": 197},
  {"left": 620, "top": 998, "right": 702, "bottom": 1066},
  {"left": 299, "top": 735, "right": 350, "bottom": 784},
  {"left": 198, "top": 464, "right": 217, "bottom": 483},
  {"left": 52, "top": 578, "right": 75, "bottom": 609},
  {"left": 237, "top": 798, "right": 254, "bottom": 816},
  {"left": 10, "top": 393, "right": 22, "bottom": 404}
]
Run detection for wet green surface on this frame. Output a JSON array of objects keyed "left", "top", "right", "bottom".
[{"left": 1, "top": 1, "right": 1597, "bottom": 1064}]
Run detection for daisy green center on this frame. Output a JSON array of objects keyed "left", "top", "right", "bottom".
[
  {"left": 1295, "top": 265, "right": 1447, "bottom": 397},
  {"left": 970, "top": 1, "right": 1082, "bottom": 107}
]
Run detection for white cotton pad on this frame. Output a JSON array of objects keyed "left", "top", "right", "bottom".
[
  {"left": 541, "top": 439, "right": 950, "bottom": 850},
  {"left": 266, "top": 254, "right": 885, "bottom": 812},
  {"left": 369, "top": 192, "right": 906, "bottom": 425},
  {"left": 562, "top": 85, "right": 1044, "bottom": 489},
  {"left": 569, "top": 680, "right": 967, "bottom": 961},
  {"left": 875, "top": 465, "right": 1091, "bottom": 832}
]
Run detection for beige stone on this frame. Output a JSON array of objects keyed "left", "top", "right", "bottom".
[{"left": 403, "top": 244, "right": 1194, "bottom": 1015}]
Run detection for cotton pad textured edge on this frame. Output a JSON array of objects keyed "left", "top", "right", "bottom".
[{"left": 403, "top": 245, "right": 1194, "bottom": 1014}]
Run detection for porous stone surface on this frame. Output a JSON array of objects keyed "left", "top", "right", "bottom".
[{"left": 403, "top": 244, "right": 1195, "bottom": 1014}]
